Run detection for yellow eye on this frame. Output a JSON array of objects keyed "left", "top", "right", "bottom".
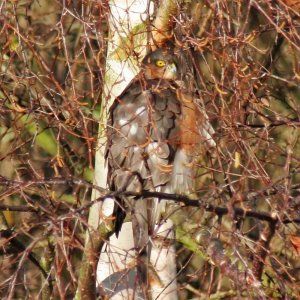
[{"left": 155, "top": 60, "right": 166, "bottom": 67}]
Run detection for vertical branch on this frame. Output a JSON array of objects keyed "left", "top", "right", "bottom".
[
  {"left": 152, "top": 0, "right": 181, "bottom": 46},
  {"left": 252, "top": 221, "right": 277, "bottom": 280},
  {"left": 78, "top": 1, "right": 150, "bottom": 299}
]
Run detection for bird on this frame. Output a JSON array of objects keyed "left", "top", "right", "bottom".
[{"left": 105, "top": 47, "right": 214, "bottom": 294}]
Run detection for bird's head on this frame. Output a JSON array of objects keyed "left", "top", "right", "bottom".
[{"left": 141, "top": 48, "right": 178, "bottom": 80}]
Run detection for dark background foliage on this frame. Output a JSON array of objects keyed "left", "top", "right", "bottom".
[{"left": 0, "top": 0, "right": 299, "bottom": 298}]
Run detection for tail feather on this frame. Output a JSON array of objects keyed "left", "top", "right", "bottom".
[{"left": 114, "top": 197, "right": 127, "bottom": 237}]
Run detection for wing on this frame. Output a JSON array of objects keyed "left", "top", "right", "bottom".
[
  {"left": 106, "top": 77, "right": 181, "bottom": 241},
  {"left": 105, "top": 75, "right": 214, "bottom": 294},
  {"left": 163, "top": 87, "right": 215, "bottom": 196},
  {"left": 106, "top": 77, "right": 215, "bottom": 234}
]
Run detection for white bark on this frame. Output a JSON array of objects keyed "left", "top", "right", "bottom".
[{"left": 95, "top": 1, "right": 149, "bottom": 298}]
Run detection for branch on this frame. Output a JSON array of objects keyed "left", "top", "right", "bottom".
[
  {"left": 0, "top": 204, "right": 38, "bottom": 213},
  {"left": 74, "top": 189, "right": 300, "bottom": 226},
  {"left": 0, "top": 176, "right": 299, "bottom": 225},
  {"left": 0, "top": 229, "right": 50, "bottom": 280},
  {"left": 152, "top": 0, "right": 182, "bottom": 46}
]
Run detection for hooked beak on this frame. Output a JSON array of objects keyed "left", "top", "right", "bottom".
[{"left": 164, "top": 63, "right": 177, "bottom": 80}]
